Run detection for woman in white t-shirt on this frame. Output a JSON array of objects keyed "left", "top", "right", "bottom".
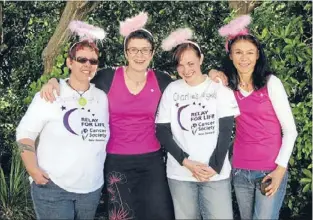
[
  {"left": 16, "top": 24, "right": 110, "bottom": 219},
  {"left": 155, "top": 28, "right": 240, "bottom": 219}
]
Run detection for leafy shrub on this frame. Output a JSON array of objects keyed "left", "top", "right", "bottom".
[
  {"left": 0, "top": 146, "right": 35, "bottom": 220},
  {"left": 250, "top": 2, "right": 312, "bottom": 218}
]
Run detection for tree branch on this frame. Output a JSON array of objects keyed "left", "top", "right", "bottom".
[{"left": 228, "top": 0, "right": 261, "bottom": 15}]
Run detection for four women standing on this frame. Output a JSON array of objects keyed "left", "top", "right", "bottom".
[{"left": 22, "top": 12, "right": 297, "bottom": 220}]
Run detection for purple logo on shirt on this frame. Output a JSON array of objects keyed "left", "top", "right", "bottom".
[
  {"left": 62, "top": 107, "right": 107, "bottom": 141},
  {"left": 63, "top": 108, "right": 79, "bottom": 136}
]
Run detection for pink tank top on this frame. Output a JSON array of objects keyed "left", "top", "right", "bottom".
[
  {"left": 233, "top": 86, "right": 282, "bottom": 170},
  {"left": 107, "top": 67, "right": 161, "bottom": 154}
]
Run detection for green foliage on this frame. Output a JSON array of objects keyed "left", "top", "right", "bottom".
[
  {"left": 25, "top": 43, "right": 71, "bottom": 104},
  {"left": 1, "top": 2, "right": 66, "bottom": 161},
  {"left": 0, "top": 89, "right": 21, "bottom": 174},
  {"left": 300, "top": 165, "right": 312, "bottom": 193},
  {"left": 0, "top": 147, "right": 34, "bottom": 220},
  {"left": 250, "top": 1, "right": 312, "bottom": 218}
]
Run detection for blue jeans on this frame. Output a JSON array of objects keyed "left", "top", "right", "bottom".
[
  {"left": 31, "top": 180, "right": 102, "bottom": 220},
  {"left": 168, "top": 178, "right": 233, "bottom": 219},
  {"left": 232, "top": 168, "right": 288, "bottom": 220}
]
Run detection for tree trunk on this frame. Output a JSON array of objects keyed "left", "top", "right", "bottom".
[
  {"left": 229, "top": 0, "right": 261, "bottom": 15},
  {"left": 42, "top": 1, "right": 99, "bottom": 75}
]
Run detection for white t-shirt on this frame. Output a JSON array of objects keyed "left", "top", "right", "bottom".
[
  {"left": 16, "top": 79, "right": 110, "bottom": 193},
  {"left": 156, "top": 76, "right": 239, "bottom": 182}
]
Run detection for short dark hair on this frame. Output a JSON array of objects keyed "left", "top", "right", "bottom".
[
  {"left": 124, "top": 29, "right": 155, "bottom": 51},
  {"left": 68, "top": 40, "right": 99, "bottom": 59},
  {"left": 222, "top": 34, "right": 272, "bottom": 91},
  {"left": 172, "top": 43, "right": 201, "bottom": 66}
]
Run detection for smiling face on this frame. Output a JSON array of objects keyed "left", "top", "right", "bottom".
[
  {"left": 125, "top": 38, "right": 154, "bottom": 73},
  {"left": 176, "top": 48, "right": 204, "bottom": 86},
  {"left": 67, "top": 47, "right": 98, "bottom": 83},
  {"left": 230, "top": 39, "right": 259, "bottom": 77}
]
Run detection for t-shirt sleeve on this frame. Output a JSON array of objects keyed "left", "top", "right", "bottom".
[
  {"left": 216, "top": 84, "right": 240, "bottom": 119},
  {"left": 155, "top": 83, "right": 189, "bottom": 165},
  {"left": 16, "top": 93, "right": 50, "bottom": 141},
  {"left": 155, "top": 84, "right": 172, "bottom": 123}
]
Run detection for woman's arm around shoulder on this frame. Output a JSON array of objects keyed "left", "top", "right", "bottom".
[
  {"left": 91, "top": 67, "right": 116, "bottom": 94},
  {"left": 154, "top": 69, "right": 174, "bottom": 94}
]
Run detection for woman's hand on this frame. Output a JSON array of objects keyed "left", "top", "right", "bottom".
[
  {"left": 208, "top": 69, "right": 228, "bottom": 86},
  {"left": 193, "top": 166, "right": 217, "bottom": 182},
  {"left": 201, "top": 166, "right": 217, "bottom": 179},
  {"left": 182, "top": 158, "right": 212, "bottom": 182},
  {"left": 40, "top": 78, "right": 60, "bottom": 102},
  {"left": 28, "top": 166, "right": 50, "bottom": 185},
  {"left": 263, "top": 165, "right": 287, "bottom": 197}
]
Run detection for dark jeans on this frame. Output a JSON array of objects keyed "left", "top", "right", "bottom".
[
  {"left": 31, "top": 180, "right": 102, "bottom": 220},
  {"left": 104, "top": 149, "right": 175, "bottom": 220}
]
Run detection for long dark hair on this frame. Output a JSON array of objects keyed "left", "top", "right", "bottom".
[{"left": 222, "top": 35, "right": 271, "bottom": 91}]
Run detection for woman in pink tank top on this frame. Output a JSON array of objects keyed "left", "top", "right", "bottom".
[
  {"left": 214, "top": 15, "right": 298, "bottom": 219},
  {"left": 100, "top": 13, "right": 175, "bottom": 220}
]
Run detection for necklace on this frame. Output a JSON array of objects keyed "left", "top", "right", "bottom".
[
  {"left": 239, "top": 77, "right": 254, "bottom": 92},
  {"left": 239, "top": 81, "right": 249, "bottom": 87},
  {"left": 239, "top": 76, "right": 252, "bottom": 87},
  {"left": 66, "top": 80, "right": 89, "bottom": 106}
]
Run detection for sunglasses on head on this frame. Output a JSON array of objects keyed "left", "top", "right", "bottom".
[{"left": 74, "top": 57, "right": 99, "bottom": 65}]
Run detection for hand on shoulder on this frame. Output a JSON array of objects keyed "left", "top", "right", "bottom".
[{"left": 40, "top": 78, "right": 60, "bottom": 103}]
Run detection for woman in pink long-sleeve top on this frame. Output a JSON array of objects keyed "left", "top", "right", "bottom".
[{"left": 216, "top": 15, "right": 298, "bottom": 220}]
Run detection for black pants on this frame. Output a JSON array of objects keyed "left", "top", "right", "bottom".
[{"left": 104, "top": 150, "right": 174, "bottom": 220}]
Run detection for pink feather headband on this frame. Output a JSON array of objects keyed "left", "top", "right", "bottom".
[
  {"left": 161, "top": 28, "right": 201, "bottom": 52},
  {"left": 218, "top": 14, "right": 251, "bottom": 52},
  {"left": 69, "top": 20, "right": 106, "bottom": 42},
  {"left": 68, "top": 20, "right": 106, "bottom": 52},
  {"left": 119, "top": 12, "right": 153, "bottom": 48},
  {"left": 119, "top": 12, "right": 151, "bottom": 36}
]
